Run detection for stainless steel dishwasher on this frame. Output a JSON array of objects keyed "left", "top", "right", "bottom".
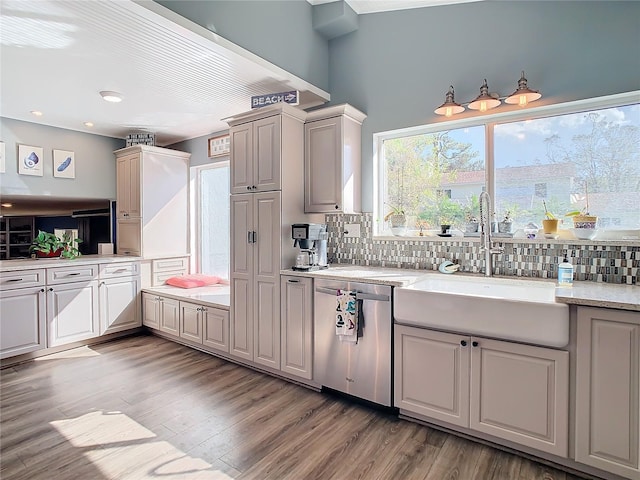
[{"left": 313, "top": 278, "right": 392, "bottom": 406}]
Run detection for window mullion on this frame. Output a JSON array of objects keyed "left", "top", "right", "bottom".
[{"left": 486, "top": 122, "right": 496, "bottom": 219}]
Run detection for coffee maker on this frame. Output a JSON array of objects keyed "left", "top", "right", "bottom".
[{"left": 291, "top": 223, "right": 328, "bottom": 271}]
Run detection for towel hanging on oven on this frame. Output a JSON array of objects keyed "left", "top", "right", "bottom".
[{"left": 336, "top": 290, "right": 358, "bottom": 343}]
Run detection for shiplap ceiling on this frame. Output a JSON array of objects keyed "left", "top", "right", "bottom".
[
  {"left": 0, "top": 0, "right": 329, "bottom": 146},
  {"left": 308, "top": 0, "right": 483, "bottom": 14}
]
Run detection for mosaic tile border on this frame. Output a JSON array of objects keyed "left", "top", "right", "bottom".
[{"left": 325, "top": 213, "right": 639, "bottom": 285}]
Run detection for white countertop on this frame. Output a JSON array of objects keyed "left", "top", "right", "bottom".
[
  {"left": 0, "top": 254, "right": 142, "bottom": 272},
  {"left": 142, "top": 285, "right": 230, "bottom": 310},
  {"left": 282, "top": 265, "right": 639, "bottom": 312}
]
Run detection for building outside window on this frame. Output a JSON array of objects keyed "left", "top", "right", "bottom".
[{"left": 376, "top": 94, "right": 639, "bottom": 237}]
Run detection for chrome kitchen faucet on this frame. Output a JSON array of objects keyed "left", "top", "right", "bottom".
[{"left": 479, "top": 191, "right": 504, "bottom": 277}]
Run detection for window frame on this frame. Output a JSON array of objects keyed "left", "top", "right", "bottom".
[
  {"left": 374, "top": 90, "right": 640, "bottom": 237},
  {"left": 189, "top": 160, "right": 230, "bottom": 275}
]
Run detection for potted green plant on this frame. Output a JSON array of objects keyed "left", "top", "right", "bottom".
[
  {"left": 464, "top": 211, "right": 479, "bottom": 233},
  {"left": 498, "top": 211, "right": 513, "bottom": 233},
  {"left": 384, "top": 205, "right": 407, "bottom": 236},
  {"left": 542, "top": 200, "right": 559, "bottom": 234},
  {"left": 30, "top": 230, "right": 82, "bottom": 259}
]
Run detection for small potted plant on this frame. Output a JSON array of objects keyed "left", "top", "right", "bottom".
[
  {"left": 542, "top": 200, "right": 559, "bottom": 234},
  {"left": 383, "top": 205, "right": 407, "bottom": 236},
  {"left": 464, "top": 211, "right": 479, "bottom": 233},
  {"left": 30, "top": 230, "right": 82, "bottom": 259},
  {"left": 498, "top": 211, "right": 513, "bottom": 233}
]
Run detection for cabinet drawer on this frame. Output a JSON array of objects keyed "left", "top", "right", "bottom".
[
  {"left": 152, "top": 271, "right": 184, "bottom": 286},
  {"left": 152, "top": 257, "right": 189, "bottom": 272},
  {"left": 99, "top": 262, "right": 139, "bottom": 278},
  {"left": 0, "top": 269, "right": 45, "bottom": 291},
  {"left": 47, "top": 265, "right": 98, "bottom": 284}
]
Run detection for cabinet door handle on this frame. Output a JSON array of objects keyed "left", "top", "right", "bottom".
[
  {"left": 6, "top": 278, "right": 23, "bottom": 282},
  {"left": 472, "top": 341, "right": 479, "bottom": 347},
  {"left": 201, "top": 307, "right": 207, "bottom": 312},
  {"left": 247, "top": 231, "right": 253, "bottom": 244},
  {"left": 460, "top": 340, "right": 467, "bottom": 347},
  {"left": 48, "top": 288, "right": 54, "bottom": 292},
  {"left": 246, "top": 186, "right": 251, "bottom": 191},
  {"left": 66, "top": 272, "right": 81, "bottom": 276},
  {"left": 40, "top": 288, "right": 45, "bottom": 293},
  {"left": 287, "top": 279, "right": 300, "bottom": 283},
  {"left": 252, "top": 231, "right": 257, "bottom": 243},
  {"left": 99, "top": 281, "right": 105, "bottom": 286},
  {"left": 335, "top": 204, "right": 339, "bottom": 210}
]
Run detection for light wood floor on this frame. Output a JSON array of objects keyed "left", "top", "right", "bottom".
[{"left": 1, "top": 334, "right": 589, "bottom": 480}]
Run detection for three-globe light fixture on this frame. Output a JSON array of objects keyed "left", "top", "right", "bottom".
[{"left": 434, "top": 71, "right": 542, "bottom": 117}]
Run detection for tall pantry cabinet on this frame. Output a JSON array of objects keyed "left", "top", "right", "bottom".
[
  {"left": 225, "top": 104, "right": 321, "bottom": 371},
  {"left": 114, "top": 145, "right": 191, "bottom": 287}
]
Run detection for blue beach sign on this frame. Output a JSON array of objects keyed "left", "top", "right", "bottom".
[{"left": 251, "top": 90, "right": 299, "bottom": 109}]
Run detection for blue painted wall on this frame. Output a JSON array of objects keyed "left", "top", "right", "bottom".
[
  {"left": 326, "top": 1, "right": 640, "bottom": 210},
  {"left": 157, "top": 0, "right": 330, "bottom": 92}
]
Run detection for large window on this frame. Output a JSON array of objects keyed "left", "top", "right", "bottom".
[
  {"left": 191, "top": 162, "right": 229, "bottom": 277},
  {"left": 376, "top": 94, "right": 639, "bottom": 237}
]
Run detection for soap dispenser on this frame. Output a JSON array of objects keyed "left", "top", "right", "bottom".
[{"left": 557, "top": 254, "right": 574, "bottom": 287}]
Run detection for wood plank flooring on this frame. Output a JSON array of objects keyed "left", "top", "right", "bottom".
[{"left": 1, "top": 334, "right": 589, "bottom": 480}]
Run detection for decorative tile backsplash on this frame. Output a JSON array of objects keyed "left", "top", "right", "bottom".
[{"left": 325, "top": 213, "right": 639, "bottom": 285}]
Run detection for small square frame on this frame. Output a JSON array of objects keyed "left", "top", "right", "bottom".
[
  {"left": 18, "top": 144, "right": 44, "bottom": 176},
  {"left": 53, "top": 149, "right": 75, "bottom": 179},
  {"left": 208, "top": 134, "right": 230, "bottom": 158}
]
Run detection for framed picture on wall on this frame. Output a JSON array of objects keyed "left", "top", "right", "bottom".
[
  {"left": 18, "top": 144, "right": 44, "bottom": 176},
  {"left": 53, "top": 149, "right": 75, "bottom": 179},
  {"left": 208, "top": 134, "right": 230, "bottom": 158},
  {"left": 0, "top": 142, "right": 5, "bottom": 173}
]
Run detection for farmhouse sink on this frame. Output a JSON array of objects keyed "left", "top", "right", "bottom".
[{"left": 394, "top": 275, "right": 569, "bottom": 347}]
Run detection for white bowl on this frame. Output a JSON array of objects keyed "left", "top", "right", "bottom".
[{"left": 573, "top": 228, "right": 597, "bottom": 240}]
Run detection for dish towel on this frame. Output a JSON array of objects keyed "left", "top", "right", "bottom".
[{"left": 336, "top": 290, "right": 358, "bottom": 343}]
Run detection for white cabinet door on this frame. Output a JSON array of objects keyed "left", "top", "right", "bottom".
[
  {"left": 99, "top": 276, "right": 141, "bottom": 335},
  {"left": 0, "top": 286, "right": 46, "bottom": 359},
  {"left": 305, "top": 116, "right": 342, "bottom": 212},
  {"left": 203, "top": 307, "right": 229, "bottom": 353},
  {"left": 253, "top": 192, "right": 281, "bottom": 369},
  {"left": 253, "top": 115, "right": 281, "bottom": 192},
  {"left": 158, "top": 297, "right": 180, "bottom": 336},
  {"left": 230, "top": 195, "right": 254, "bottom": 361},
  {"left": 394, "top": 325, "right": 470, "bottom": 427},
  {"left": 576, "top": 307, "right": 640, "bottom": 479},
  {"left": 48, "top": 281, "right": 100, "bottom": 347},
  {"left": 179, "top": 301, "right": 203, "bottom": 344},
  {"left": 116, "top": 218, "right": 141, "bottom": 256},
  {"left": 142, "top": 293, "right": 160, "bottom": 329},
  {"left": 281, "top": 276, "right": 312, "bottom": 379},
  {"left": 116, "top": 153, "right": 141, "bottom": 218},
  {"left": 470, "top": 338, "right": 569, "bottom": 458},
  {"left": 230, "top": 123, "right": 253, "bottom": 194}
]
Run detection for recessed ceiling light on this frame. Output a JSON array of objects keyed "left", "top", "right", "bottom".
[
  {"left": 100, "top": 91, "right": 123, "bottom": 103},
  {"left": 31, "top": 110, "right": 43, "bottom": 116},
  {"left": 1, "top": 203, "right": 13, "bottom": 208},
  {"left": 84, "top": 122, "right": 94, "bottom": 127}
]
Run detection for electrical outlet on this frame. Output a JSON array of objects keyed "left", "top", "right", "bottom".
[{"left": 343, "top": 223, "right": 360, "bottom": 238}]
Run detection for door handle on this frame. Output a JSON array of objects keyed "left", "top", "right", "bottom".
[
  {"left": 247, "top": 231, "right": 252, "bottom": 244},
  {"left": 252, "top": 231, "right": 257, "bottom": 243}
]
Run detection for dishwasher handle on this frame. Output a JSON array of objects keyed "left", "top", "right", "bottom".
[{"left": 315, "top": 286, "right": 390, "bottom": 302}]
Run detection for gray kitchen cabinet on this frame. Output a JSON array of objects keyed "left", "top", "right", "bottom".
[
  {"left": 229, "top": 115, "right": 281, "bottom": 193},
  {"left": 115, "top": 145, "right": 191, "bottom": 286},
  {"left": 576, "top": 307, "right": 640, "bottom": 479},
  {"left": 179, "top": 301, "right": 204, "bottom": 344},
  {"left": 395, "top": 324, "right": 569, "bottom": 457},
  {"left": 304, "top": 104, "right": 366, "bottom": 213},
  {"left": 395, "top": 326, "right": 470, "bottom": 427},
  {"left": 281, "top": 275, "right": 313, "bottom": 380},
  {"left": 0, "top": 280, "right": 46, "bottom": 359},
  {"left": 143, "top": 293, "right": 179, "bottom": 337},
  {"left": 230, "top": 191, "right": 281, "bottom": 369},
  {"left": 202, "top": 306, "right": 229, "bottom": 353},
  {"left": 98, "top": 262, "right": 141, "bottom": 335},
  {"left": 47, "top": 280, "right": 100, "bottom": 347}
]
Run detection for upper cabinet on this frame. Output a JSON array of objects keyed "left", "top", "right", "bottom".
[
  {"left": 304, "top": 104, "right": 366, "bottom": 213},
  {"left": 114, "top": 145, "right": 191, "bottom": 258},
  {"left": 225, "top": 104, "right": 307, "bottom": 195}
]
